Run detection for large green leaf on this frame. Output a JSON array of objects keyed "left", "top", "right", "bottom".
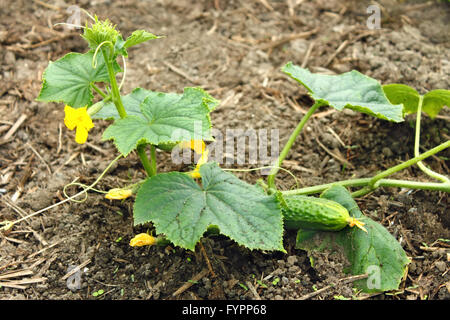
[
  {"left": 133, "top": 162, "right": 285, "bottom": 251},
  {"left": 296, "top": 185, "right": 410, "bottom": 293},
  {"left": 282, "top": 62, "right": 404, "bottom": 122},
  {"left": 102, "top": 87, "right": 218, "bottom": 156},
  {"left": 93, "top": 88, "right": 177, "bottom": 120},
  {"left": 95, "top": 87, "right": 218, "bottom": 121},
  {"left": 37, "top": 51, "right": 119, "bottom": 108}
]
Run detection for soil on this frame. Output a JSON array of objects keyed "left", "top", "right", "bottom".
[{"left": 0, "top": 0, "right": 449, "bottom": 301}]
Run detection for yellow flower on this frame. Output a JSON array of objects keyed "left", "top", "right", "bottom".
[
  {"left": 189, "top": 170, "right": 201, "bottom": 179},
  {"left": 177, "top": 140, "right": 205, "bottom": 155},
  {"left": 347, "top": 217, "right": 368, "bottom": 233},
  {"left": 188, "top": 148, "right": 209, "bottom": 179},
  {"left": 64, "top": 105, "right": 94, "bottom": 144},
  {"left": 177, "top": 140, "right": 209, "bottom": 179},
  {"left": 129, "top": 233, "right": 156, "bottom": 247},
  {"left": 105, "top": 188, "right": 133, "bottom": 200}
]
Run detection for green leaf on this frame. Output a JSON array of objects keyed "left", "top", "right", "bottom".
[
  {"left": 296, "top": 185, "right": 410, "bottom": 293},
  {"left": 422, "top": 89, "right": 450, "bottom": 119},
  {"left": 383, "top": 85, "right": 449, "bottom": 119},
  {"left": 95, "top": 87, "right": 218, "bottom": 120},
  {"left": 282, "top": 62, "right": 404, "bottom": 122},
  {"left": 95, "top": 87, "right": 218, "bottom": 153},
  {"left": 93, "top": 88, "right": 162, "bottom": 120},
  {"left": 383, "top": 84, "right": 420, "bottom": 115},
  {"left": 113, "top": 35, "right": 128, "bottom": 58},
  {"left": 37, "top": 51, "right": 119, "bottom": 108},
  {"left": 133, "top": 162, "right": 285, "bottom": 252},
  {"left": 124, "top": 30, "right": 160, "bottom": 49},
  {"left": 114, "top": 31, "right": 160, "bottom": 58},
  {"left": 102, "top": 87, "right": 218, "bottom": 156}
]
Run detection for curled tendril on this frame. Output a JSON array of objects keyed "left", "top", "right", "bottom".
[
  {"left": 118, "top": 55, "right": 126, "bottom": 91},
  {"left": 1, "top": 154, "right": 123, "bottom": 232},
  {"left": 53, "top": 22, "right": 86, "bottom": 29},
  {"left": 61, "top": 154, "right": 122, "bottom": 203},
  {"left": 63, "top": 177, "right": 107, "bottom": 203},
  {"left": 53, "top": 9, "right": 95, "bottom": 31},
  {"left": 80, "top": 8, "right": 96, "bottom": 22},
  {"left": 92, "top": 40, "right": 113, "bottom": 69}
]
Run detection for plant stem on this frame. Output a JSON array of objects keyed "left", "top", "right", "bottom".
[
  {"left": 368, "top": 140, "right": 450, "bottom": 188},
  {"left": 100, "top": 46, "right": 155, "bottom": 176},
  {"left": 282, "top": 140, "right": 450, "bottom": 197},
  {"left": 283, "top": 178, "right": 450, "bottom": 196},
  {"left": 92, "top": 83, "right": 107, "bottom": 98},
  {"left": 137, "top": 144, "right": 154, "bottom": 177},
  {"left": 150, "top": 144, "right": 157, "bottom": 175},
  {"left": 367, "top": 179, "right": 450, "bottom": 193},
  {"left": 282, "top": 178, "right": 370, "bottom": 196},
  {"left": 267, "top": 102, "right": 323, "bottom": 189},
  {"left": 101, "top": 48, "right": 127, "bottom": 119},
  {"left": 414, "top": 95, "right": 449, "bottom": 183},
  {"left": 355, "top": 140, "right": 450, "bottom": 197}
]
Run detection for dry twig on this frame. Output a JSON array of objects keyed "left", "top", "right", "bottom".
[
  {"left": 163, "top": 61, "right": 203, "bottom": 85},
  {"left": 199, "top": 241, "right": 216, "bottom": 278},
  {"left": 61, "top": 259, "right": 91, "bottom": 281},
  {"left": 2, "top": 114, "right": 27, "bottom": 141},
  {"left": 298, "top": 273, "right": 368, "bottom": 300},
  {"left": 27, "top": 143, "right": 52, "bottom": 174},
  {"left": 246, "top": 280, "right": 262, "bottom": 300},
  {"left": 172, "top": 268, "right": 209, "bottom": 297},
  {"left": 258, "top": 28, "right": 319, "bottom": 51}
]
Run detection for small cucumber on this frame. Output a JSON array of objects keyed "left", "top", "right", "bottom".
[
  {"left": 156, "top": 142, "right": 178, "bottom": 152},
  {"left": 278, "top": 194, "right": 366, "bottom": 232}
]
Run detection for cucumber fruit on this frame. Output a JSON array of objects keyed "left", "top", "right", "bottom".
[
  {"left": 156, "top": 142, "right": 178, "bottom": 152},
  {"left": 278, "top": 194, "right": 366, "bottom": 232}
]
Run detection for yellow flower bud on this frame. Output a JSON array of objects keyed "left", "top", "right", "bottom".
[
  {"left": 129, "top": 233, "right": 156, "bottom": 247},
  {"left": 105, "top": 188, "right": 133, "bottom": 200}
]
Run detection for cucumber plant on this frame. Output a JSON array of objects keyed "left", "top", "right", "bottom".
[
  {"left": 32, "top": 15, "right": 449, "bottom": 294},
  {"left": 263, "top": 63, "right": 448, "bottom": 292}
]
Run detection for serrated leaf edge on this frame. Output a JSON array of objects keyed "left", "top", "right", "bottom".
[
  {"left": 36, "top": 51, "right": 116, "bottom": 108},
  {"left": 282, "top": 62, "right": 404, "bottom": 123}
]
